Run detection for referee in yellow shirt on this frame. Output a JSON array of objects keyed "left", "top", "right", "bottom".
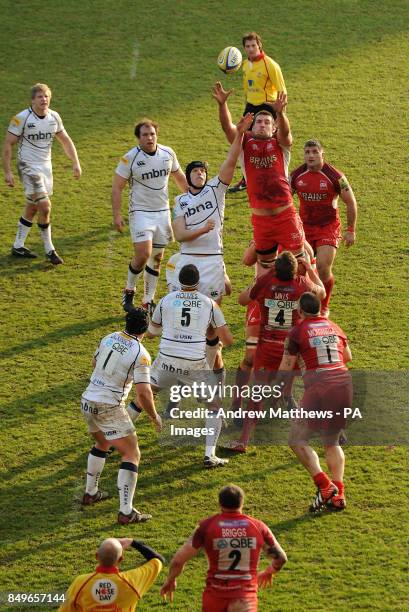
[
  {"left": 229, "top": 31, "right": 287, "bottom": 192},
  {"left": 59, "top": 537, "right": 164, "bottom": 611}
]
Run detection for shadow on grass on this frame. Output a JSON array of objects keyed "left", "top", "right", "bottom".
[
  {"left": 0, "top": 316, "right": 122, "bottom": 361},
  {"left": 0, "top": 227, "right": 114, "bottom": 278}
]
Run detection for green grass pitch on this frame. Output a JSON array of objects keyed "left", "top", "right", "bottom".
[{"left": 1, "top": 1, "right": 408, "bottom": 610}]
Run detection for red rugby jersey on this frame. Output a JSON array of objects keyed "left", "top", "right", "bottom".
[
  {"left": 243, "top": 132, "right": 293, "bottom": 210},
  {"left": 290, "top": 162, "right": 344, "bottom": 225},
  {"left": 287, "top": 316, "right": 348, "bottom": 372},
  {"left": 192, "top": 511, "right": 275, "bottom": 596},
  {"left": 249, "top": 270, "right": 313, "bottom": 342}
]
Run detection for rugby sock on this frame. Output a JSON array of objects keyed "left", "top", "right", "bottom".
[
  {"left": 205, "top": 413, "right": 222, "bottom": 457},
  {"left": 118, "top": 462, "right": 138, "bottom": 515},
  {"left": 143, "top": 265, "right": 160, "bottom": 303},
  {"left": 332, "top": 480, "right": 344, "bottom": 496},
  {"left": 313, "top": 471, "right": 332, "bottom": 491},
  {"left": 206, "top": 337, "right": 220, "bottom": 369},
  {"left": 321, "top": 276, "right": 334, "bottom": 312},
  {"left": 85, "top": 447, "right": 107, "bottom": 495},
  {"left": 38, "top": 222, "right": 54, "bottom": 253},
  {"left": 232, "top": 366, "right": 251, "bottom": 409},
  {"left": 126, "top": 263, "right": 143, "bottom": 291},
  {"left": 14, "top": 216, "right": 32, "bottom": 248}
]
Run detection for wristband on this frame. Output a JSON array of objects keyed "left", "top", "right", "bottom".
[{"left": 347, "top": 226, "right": 355, "bottom": 233}]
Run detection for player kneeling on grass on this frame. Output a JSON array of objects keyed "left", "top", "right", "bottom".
[
  {"left": 59, "top": 536, "right": 165, "bottom": 612},
  {"left": 146, "top": 263, "right": 233, "bottom": 468},
  {"left": 278, "top": 292, "right": 352, "bottom": 512},
  {"left": 160, "top": 484, "right": 287, "bottom": 611},
  {"left": 80, "top": 307, "right": 162, "bottom": 524}
]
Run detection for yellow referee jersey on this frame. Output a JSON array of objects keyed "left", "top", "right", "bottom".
[
  {"left": 242, "top": 53, "right": 286, "bottom": 105},
  {"left": 59, "top": 559, "right": 162, "bottom": 611}
]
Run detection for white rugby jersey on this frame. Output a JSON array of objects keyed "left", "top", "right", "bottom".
[
  {"left": 82, "top": 331, "right": 151, "bottom": 405},
  {"left": 173, "top": 176, "right": 228, "bottom": 255},
  {"left": 7, "top": 108, "right": 64, "bottom": 164},
  {"left": 115, "top": 144, "right": 180, "bottom": 213},
  {"left": 152, "top": 290, "right": 226, "bottom": 359}
]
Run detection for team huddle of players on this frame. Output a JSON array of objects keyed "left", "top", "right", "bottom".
[{"left": 4, "top": 31, "right": 358, "bottom": 612}]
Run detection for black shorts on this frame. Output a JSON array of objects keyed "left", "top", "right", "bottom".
[{"left": 244, "top": 102, "right": 277, "bottom": 120}]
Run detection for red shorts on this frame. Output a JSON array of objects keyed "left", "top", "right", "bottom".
[
  {"left": 253, "top": 339, "right": 285, "bottom": 372},
  {"left": 301, "top": 370, "right": 353, "bottom": 432},
  {"left": 251, "top": 207, "right": 304, "bottom": 253},
  {"left": 304, "top": 220, "right": 341, "bottom": 251},
  {"left": 202, "top": 590, "right": 258, "bottom": 611}
]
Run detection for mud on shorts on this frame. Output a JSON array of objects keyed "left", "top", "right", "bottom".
[
  {"left": 80, "top": 397, "right": 136, "bottom": 440},
  {"left": 17, "top": 160, "right": 53, "bottom": 199}
]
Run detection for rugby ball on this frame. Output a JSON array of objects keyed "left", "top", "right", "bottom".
[{"left": 217, "top": 46, "right": 242, "bottom": 74}]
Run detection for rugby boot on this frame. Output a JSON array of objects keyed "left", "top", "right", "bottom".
[
  {"left": 118, "top": 508, "right": 152, "bottom": 524},
  {"left": 122, "top": 288, "right": 136, "bottom": 312}
]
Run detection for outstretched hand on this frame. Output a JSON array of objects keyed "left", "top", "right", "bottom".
[
  {"left": 236, "top": 113, "right": 254, "bottom": 134},
  {"left": 212, "top": 81, "right": 233, "bottom": 105},
  {"left": 271, "top": 91, "right": 288, "bottom": 114}
]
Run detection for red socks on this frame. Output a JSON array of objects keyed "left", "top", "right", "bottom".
[
  {"left": 321, "top": 276, "right": 334, "bottom": 311},
  {"left": 313, "top": 471, "right": 332, "bottom": 490}
]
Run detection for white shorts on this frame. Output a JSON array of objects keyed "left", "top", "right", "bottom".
[
  {"left": 129, "top": 209, "right": 172, "bottom": 247},
  {"left": 150, "top": 354, "right": 211, "bottom": 390},
  {"left": 165, "top": 252, "right": 181, "bottom": 291},
  {"left": 17, "top": 160, "right": 53, "bottom": 198},
  {"left": 81, "top": 398, "right": 135, "bottom": 440},
  {"left": 174, "top": 254, "right": 225, "bottom": 300}
]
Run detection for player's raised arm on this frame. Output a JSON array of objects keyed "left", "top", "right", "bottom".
[
  {"left": 271, "top": 91, "right": 292, "bottom": 148},
  {"left": 212, "top": 82, "right": 237, "bottom": 144},
  {"left": 218, "top": 113, "right": 253, "bottom": 185},
  {"left": 2, "top": 132, "right": 18, "bottom": 187},
  {"left": 339, "top": 176, "right": 357, "bottom": 246},
  {"left": 55, "top": 130, "right": 82, "bottom": 178}
]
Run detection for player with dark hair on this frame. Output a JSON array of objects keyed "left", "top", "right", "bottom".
[
  {"left": 213, "top": 85, "right": 304, "bottom": 267},
  {"left": 3, "top": 83, "right": 81, "bottom": 264},
  {"left": 147, "top": 265, "right": 233, "bottom": 468},
  {"left": 161, "top": 484, "right": 287, "bottom": 610},
  {"left": 279, "top": 292, "right": 353, "bottom": 512},
  {"left": 112, "top": 117, "right": 187, "bottom": 315},
  {"left": 228, "top": 31, "right": 287, "bottom": 193},
  {"left": 80, "top": 307, "right": 162, "bottom": 524},
  {"left": 59, "top": 536, "right": 165, "bottom": 611},
  {"left": 290, "top": 139, "right": 358, "bottom": 315}
]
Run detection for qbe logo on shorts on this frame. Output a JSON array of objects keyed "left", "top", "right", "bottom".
[{"left": 91, "top": 579, "right": 117, "bottom": 603}]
